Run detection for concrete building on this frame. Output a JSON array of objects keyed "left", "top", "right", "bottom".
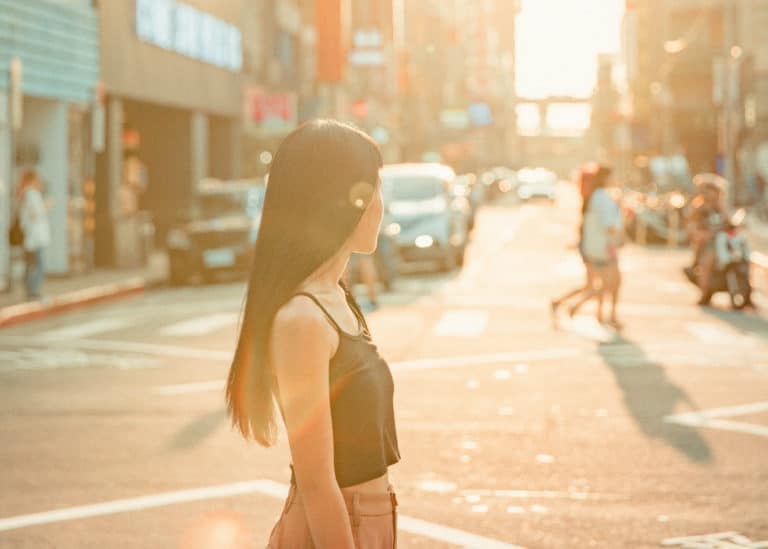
[
  {"left": 0, "top": 0, "right": 100, "bottom": 284},
  {"left": 621, "top": 0, "right": 768, "bottom": 200},
  {"left": 95, "top": 0, "right": 244, "bottom": 268}
]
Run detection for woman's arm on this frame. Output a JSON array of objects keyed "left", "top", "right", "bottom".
[{"left": 270, "top": 299, "right": 355, "bottom": 549}]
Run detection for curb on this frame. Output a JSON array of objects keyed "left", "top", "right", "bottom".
[{"left": 0, "top": 276, "right": 165, "bottom": 329}]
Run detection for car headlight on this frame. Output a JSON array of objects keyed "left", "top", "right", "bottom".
[
  {"left": 414, "top": 235, "right": 435, "bottom": 248},
  {"left": 167, "top": 229, "right": 191, "bottom": 249},
  {"left": 384, "top": 222, "right": 401, "bottom": 237}
]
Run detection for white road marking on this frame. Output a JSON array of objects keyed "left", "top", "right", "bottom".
[
  {"left": 0, "top": 480, "right": 288, "bottom": 532},
  {"left": 160, "top": 313, "right": 240, "bottom": 337},
  {"left": 153, "top": 348, "right": 581, "bottom": 395},
  {"left": 460, "top": 489, "right": 623, "bottom": 502},
  {"left": 42, "top": 318, "right": 134, "bottom": 339},
  {"left": 0, "top": 335, "right": 231, "bottom": 362},
  {"left": 664, "top": 401, "right": 768, "bottom": 438},
  {"left": 686, "top": 322, "right": 745, "bottom": 345},
  {"left": 0, "top": 480, "right": 525, "bottom": 548},
  {"left": 155, "top": 380, "right": 225, "bottom": 395},
  {"left": 662, "top": 531, "right": 768, "bottom": 547},
  {"left": 432, "top": 310, "right": 488, "bottom": 337},
  {"left": 398, "top": 515, "right": 523, "bottom": 548},
  {"left": 563, "top": 316, "right": 616, "bottom": 343}
]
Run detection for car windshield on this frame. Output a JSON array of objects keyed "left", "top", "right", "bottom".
[
  {"left": 384, "top": 176, "right": 445, "bottom": 201},
  {"left": 198, "top": 188, "right": 264, "bottom": 218}
]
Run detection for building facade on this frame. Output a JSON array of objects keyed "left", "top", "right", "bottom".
[
  {"left": 0, "top": 0, "right": 100, "bottom": 284},
  {"left": 95, "top": 0, "right": 244, "bottom": 267}
]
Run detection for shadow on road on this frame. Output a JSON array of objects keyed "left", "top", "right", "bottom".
[
  {"left": 701, "top": 306, "right": 768, "bottom": 344},
  {"left": 170, "top": 409, "right": 227, "bottom": 450},
  {"left": 598, "top": 338, "right": 713, "bottom": 464}
]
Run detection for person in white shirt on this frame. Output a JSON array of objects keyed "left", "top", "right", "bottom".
[
  {"left": 569, "top": 165, "right": 624, "bottom": 329},
  {"left": 17, "top": 170, "right": 51, "bottom": 300}
]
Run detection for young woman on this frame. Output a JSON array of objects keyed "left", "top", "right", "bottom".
[
  {"left": 226, "top": 120, "right": 400, "bottom": 548},
  {"left": 550, "top": 164, "right": 601, "bottom": 326},
  {"left": 17, "top": 170, "right": 51, "bottom": 300},
  {"left": 571, "top": 164, "right": 623, "bottom": 328}
]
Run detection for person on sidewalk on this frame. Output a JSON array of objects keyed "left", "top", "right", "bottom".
[
  {"left": 551, "top": 163, "right": 603, "bottom": 327},
  {"left": 226, "top": 120, "right": 399, "bottom": 548},
  {"left": 17, "top": 170, "right": 51, "bottom": 300},
  {"left": 558, "top": 164, "right": 624, "bottom": 329}
]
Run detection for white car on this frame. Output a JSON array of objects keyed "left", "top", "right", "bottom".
[
  {"left": 516, "top": 167, "right": 557, "bottom": 201},
  {"left": 381, "top": 163, "right": 470, "bottom": 272}
]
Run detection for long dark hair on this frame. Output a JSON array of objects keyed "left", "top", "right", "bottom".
[
  {"left": 580, "top": 163, "right": 612, "bottom": 216},
  {"left": 227, "top": 120, "right": 383, "bottom": 445}
]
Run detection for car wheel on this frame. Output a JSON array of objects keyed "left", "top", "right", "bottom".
[{"left": 440, "top": 247, "right": 457, "bottom": 272}]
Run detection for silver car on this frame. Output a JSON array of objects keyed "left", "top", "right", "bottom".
[{"left": 381, "top": 163, "right": 470, "bottom": 272}]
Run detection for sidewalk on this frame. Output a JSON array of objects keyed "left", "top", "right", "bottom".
[{"left": 0, "top": 252, "right": 168, "bottom": 328}]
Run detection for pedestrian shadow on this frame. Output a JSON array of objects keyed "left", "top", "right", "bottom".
[
  {"left": 598, "top": 338, "right": 713, "bottom": 464},
  {"left": 701, "top": 306, "right": 768, "bottom": 345},
  {"left": 169, "top": 409, "right": 227, "bottom": 450}
]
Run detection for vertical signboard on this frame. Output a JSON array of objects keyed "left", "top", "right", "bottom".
[{"left": 316, "top": 0, "right": 348, "bottom": 82}]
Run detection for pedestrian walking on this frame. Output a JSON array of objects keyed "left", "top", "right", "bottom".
[
  {"left": 226, "top": 120, "right": 400, "bottom": 548},
  {"left": 17, "top": 170, "right": 51, "bottom": 300},
  {"left": 550, "top": 163, "right": 601, "bottom": 327},
  {"left": 570, "top": 164, "right": 624, "bottom": 329}
]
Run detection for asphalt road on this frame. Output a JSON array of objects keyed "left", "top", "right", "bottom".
[{"left": 1, "top": 187, "right": 767, "bottom": 549}]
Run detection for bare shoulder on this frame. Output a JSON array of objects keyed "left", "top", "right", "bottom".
[{"left": 271, "top": 296, "right": 337, "bottom": 369}]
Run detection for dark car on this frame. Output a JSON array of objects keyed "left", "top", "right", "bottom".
[{"left": 166, "top": 179, "right": 265, "bottom": 285}]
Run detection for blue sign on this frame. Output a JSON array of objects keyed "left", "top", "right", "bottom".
[{"left": 468, "top": 103, "right": 493, "bottom": 127}]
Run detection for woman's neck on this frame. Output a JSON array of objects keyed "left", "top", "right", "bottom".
[{"left": 299, "top": 251, "right": 350, "bottom": 297}]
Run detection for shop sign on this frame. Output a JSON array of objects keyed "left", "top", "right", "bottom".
[
  {"left": 244, "top": 87, "right": 297, "bottom": 137},
  {"left": 349, "top": 28, "right": 384, "bottom": 67},
  {"left": 136, "top": 0, "right": 242, "bottom": 72}
]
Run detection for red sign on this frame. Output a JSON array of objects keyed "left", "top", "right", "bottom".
[{"left": 244, "top": 87, "right": 297, "bottom": 136}]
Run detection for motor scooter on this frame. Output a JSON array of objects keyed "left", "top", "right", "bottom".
[{"left": 684, "top": 209, "right": 753, "bottom": 310}]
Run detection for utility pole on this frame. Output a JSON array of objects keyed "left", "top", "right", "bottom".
[
  {"left": 723, "top": 0, "right": 739, "bottom": 208},
  {"left": 4, "top": 58, "right": 22, "bottom": 293}
]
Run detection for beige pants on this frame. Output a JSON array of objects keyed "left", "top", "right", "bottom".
[{"left": 266, "top": 481, "right": 398, "bottom": 548}]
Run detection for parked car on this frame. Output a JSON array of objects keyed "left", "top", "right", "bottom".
[
  {"left": 516, "top": 167, "right": 557, "bottom": 201},
  {"left": 381, "top": 163, "right": 470, "bottom": 272},
  {"left": 166, "top": 178, "right": 265, "bottom": 285}
]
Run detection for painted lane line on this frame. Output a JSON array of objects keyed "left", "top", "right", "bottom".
[
  {"left": 0, "top": 336, "right": 232, "bottom": 362},
  {"left": 0, "top": 480, "right": 288, "bottom": 532},
  {"left": 432, "top": 310, "right": 488, "bottom": 337},
  {"left": 398, "top": 515, "right": 524, "bottom": 549},
  {"left": 391, "top": 348, "right": 580, "bottom": 372},
  {"left": 460, "top": 489, "right": 625, "bottom": 502},
  {"left": 41, "top": 318, "right": 135, "bottom": 339},
  {"left": 153, "top": 348, "right": 581, "bottom": 396},
  {"left": 161, "top": 313, "right": 240, "bottom": 337},
  {"left": 685, "top": 322, "right": 747, "bottom": 345},
  {"left": 664, "top": 400, "right": 768, "bottom": 439},
  {"left": 0, "top": 481, "right": 525, "bottom": 548},
  {"left": 155, "top": 380, "right": 225, "bottom": 395}
]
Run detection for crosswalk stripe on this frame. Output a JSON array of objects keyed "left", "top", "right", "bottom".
[
  {"left": 41, "top": 318, "right": 133, "bottom": 339},
  {"left": 432, "top": 310, "right": 488, "bottom": 337},
  {"left": 0, "top": 481, "right": 525, "bottom": 547},
  {"left": 685, "top": 322, "right": 746, "bottom": 345},
  {"left": 160, "top": 313, "right": 240, "bottom": 337}
]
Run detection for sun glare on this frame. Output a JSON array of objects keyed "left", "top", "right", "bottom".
[{"left": 516, "top": 0, "right": 624, "bottom": 133}]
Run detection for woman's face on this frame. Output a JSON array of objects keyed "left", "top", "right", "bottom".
[{"left": 348, "top": 179, "right": 383, "bottom": 255}]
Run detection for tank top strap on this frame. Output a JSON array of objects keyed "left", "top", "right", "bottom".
[{"left": 293, "top": 292, "right": 344, "bottom": 333}]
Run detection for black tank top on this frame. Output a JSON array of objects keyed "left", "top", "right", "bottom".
[{"left": 292, "top": 291, "right": 401, "bottom": 488}]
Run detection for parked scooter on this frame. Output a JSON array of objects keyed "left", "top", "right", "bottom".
[{"left": 684, "top": 209, "right": 753, "bottom": 310}]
